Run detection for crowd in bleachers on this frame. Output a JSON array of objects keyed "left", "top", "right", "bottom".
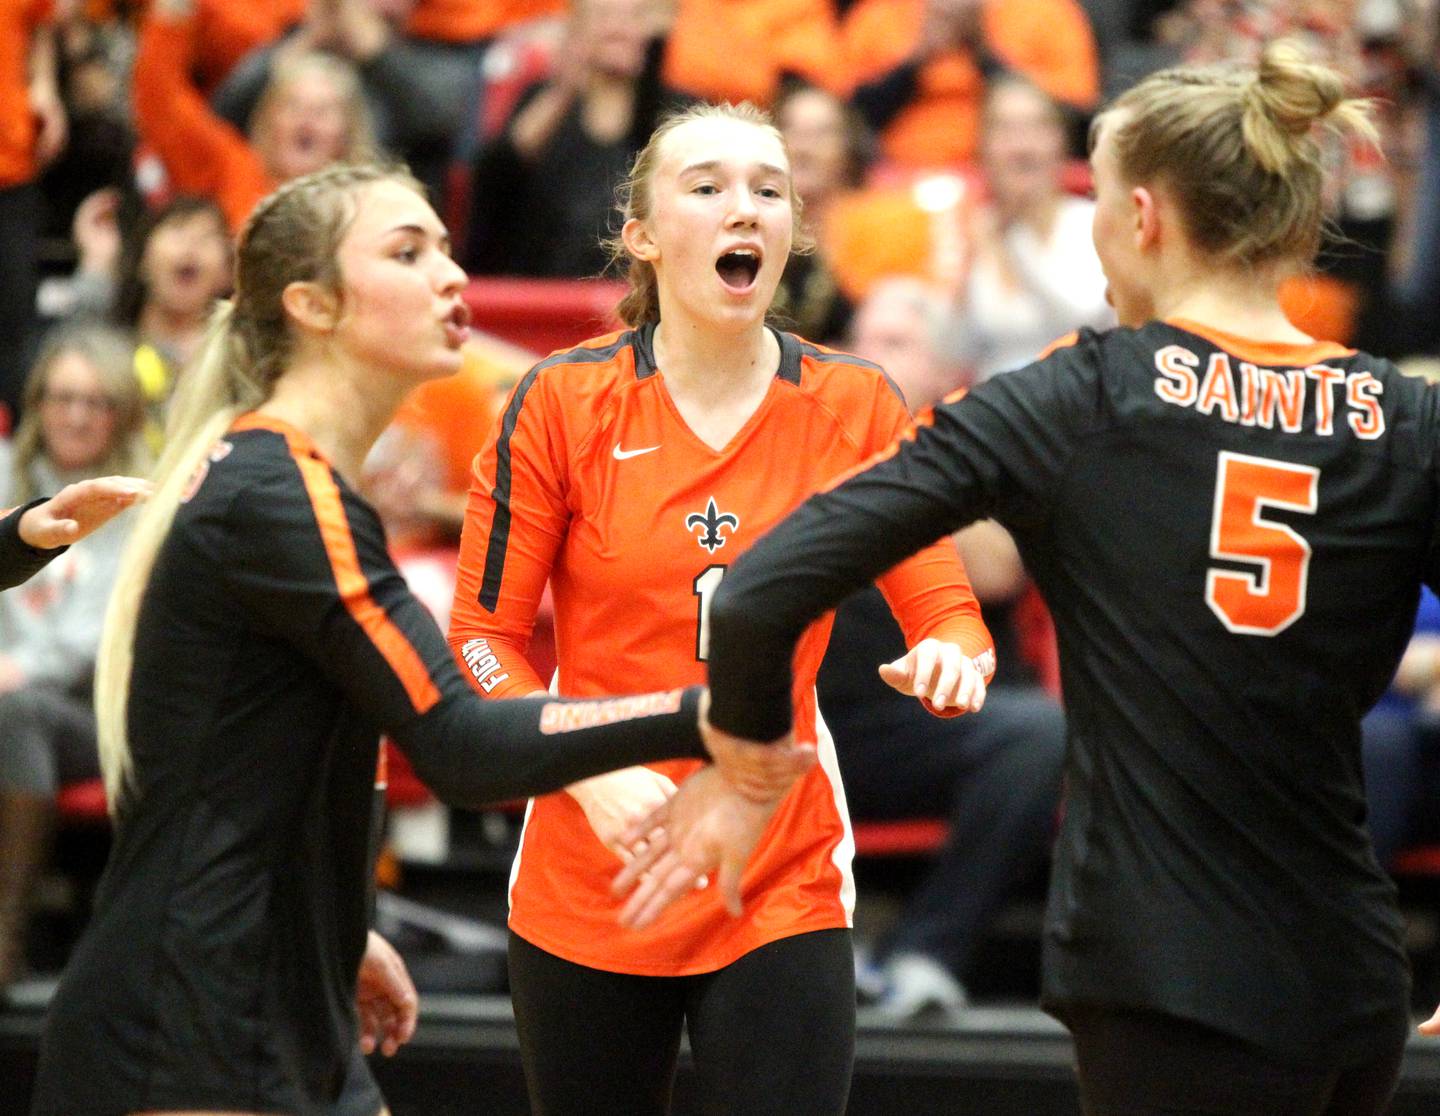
[{"left": 4, "top": 0, "right": 1440, "bottom": 1021}]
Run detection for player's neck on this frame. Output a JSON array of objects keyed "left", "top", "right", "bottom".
[
  {"left": 652, "top": 320, "right": 779, "bottom": 451},
  {"left": 259, "top": 353, "right": 407, "bottom": 483},
  {"left": 652, "top": 319, "right": 778, "bottom": 399},
  {"left": 1151, "top": 264, "right": 1310, "bottom": 346}
]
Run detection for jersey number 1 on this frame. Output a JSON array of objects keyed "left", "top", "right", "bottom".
[
  {"left": 1206, "top": 451, "right": 1318, "bottom": 636},
  {"left": 693, "top": 565, "right": 727, "bottom": 660}
]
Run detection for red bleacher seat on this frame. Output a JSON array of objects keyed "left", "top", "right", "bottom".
[
  {"left": 56, "top": 778, "right": 109, "bottom": 823},
  {"left": 463, "top": 278, "right": 627, "bottom": 358},
  {"left": 852, "top": 818, "right": 949, "bottom": 857}
]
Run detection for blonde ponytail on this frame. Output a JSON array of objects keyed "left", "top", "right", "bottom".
[{"left": 96, "top": 303, "right": 265, "bottom": 808}]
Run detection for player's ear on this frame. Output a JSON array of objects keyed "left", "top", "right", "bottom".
[
  {"left": 281, "top": 280, "right": 340, "bottom": 334},
  {"left": 1132, "top": 185, "right": 1160, "bottom": 251},
  {"left": 622, "top": 217, "right": 659, "bottom": 263}
]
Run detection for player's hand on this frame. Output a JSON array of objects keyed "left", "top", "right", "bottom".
[
  {"left": 611, "top": 765, "right": 780, "bottom": 928},
  {"left": 567, "top": 766, "right": 678, "bottom": 863},
  {"left": 699, "top": 691, "right": 816, "bottom": 804},
  {"left": 1420, "top": 1004, "right": 1440, "bottom": 1036},
  {"left": 17, "top": 476, "right": 151, "bottom": 549},
  {"left": 355, "top": 930, "right": 418, "bottom": 1057},
  {"left": 878, "top": 638, "right": 987, "bottom": 713}
]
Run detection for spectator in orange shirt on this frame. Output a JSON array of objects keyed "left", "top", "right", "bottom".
[
  {"left": 661, "top": 0, "right": 849, "bottom": 107},
  {"left": 133, "top": 0, "right": 377, "bottom": 233},
  {"left": 844, "top": 0, "right": 1100, "bottom": 168},
  {"left": 0, "top": 0, "right": 67, "bottom": 424}
]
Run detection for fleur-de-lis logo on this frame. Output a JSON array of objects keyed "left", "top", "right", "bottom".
[{"left": 686, "top": 498, "right": 740, "bottom": 553}]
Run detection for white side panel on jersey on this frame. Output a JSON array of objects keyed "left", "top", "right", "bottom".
[
  {"left": 507, "top": 668, "right": 562, "bottom": 912},
  {"left": 813, "top": 700, "right": 857, "bottom": 926}
]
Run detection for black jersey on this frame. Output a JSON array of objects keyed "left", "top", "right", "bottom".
[
  {"left": 708, "top": 319, "right": 1438, "bottom": 1066},
  {"left": 30, "top": 415, "right": 705, "bottom": 1116},
  {"left": 0, "top": 499, "right": 64, "bottom": 591}
]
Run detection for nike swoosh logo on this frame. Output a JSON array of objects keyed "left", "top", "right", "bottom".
[{"left": 613, "top": 444, "right": 661, "bottom": 460}]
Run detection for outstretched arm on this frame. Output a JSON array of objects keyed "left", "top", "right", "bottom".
[{"left": 2, "top": 478, "right": 151, "bottom": 591}]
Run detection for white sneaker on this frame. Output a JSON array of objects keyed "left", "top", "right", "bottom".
[{"left": 872, "top": 952, "right": 969, "bottom": 1022}]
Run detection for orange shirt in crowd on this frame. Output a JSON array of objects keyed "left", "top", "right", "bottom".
[
  {"left": 662, "top": 0, "right": 850, "bottom": 106},
  {"left": 393, "top": 337, "right": 527, "bottom": 497},
  {"left": 187, "top": 0, "right": 305, "bottom": 97},
  {"left": 407, "top": 0, "right": 564, "bottom": 44},
  {"left": 0, "top": 0, "right": 53, "bottom": 188},
  {"left": 133, "top": 12, "right": 274, "bottom": 233},
  {"left": 843, "top": 0, "right": 1099, "bottom": 167},
  {"left": 447, "top": 327, "right": 993, "bottom": 975}
]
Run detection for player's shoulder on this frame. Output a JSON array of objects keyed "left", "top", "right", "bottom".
[
  {"left": 783, "top": 331, "right": 906, "bottom": 407},
  {"left": 503, "top": 327, "right": 648, "bottom": 421}
]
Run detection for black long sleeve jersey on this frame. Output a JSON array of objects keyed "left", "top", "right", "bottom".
[
  {"left": 708, "top": 320, "right": 1439, "bottom": 1066},
  {"left": 31, "top": 416, "right": 705, "bottom": 1116},
  {"left": 0, "top": 499, "right": 64, "bottom": 591}
]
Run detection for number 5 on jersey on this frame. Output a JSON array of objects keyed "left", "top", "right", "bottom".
[
  {"left": 1206, "top": 451, "right": 1318, "bottom": 636},
  {"left": 693, "top": 565, "right": 726, "bottom": 660}
]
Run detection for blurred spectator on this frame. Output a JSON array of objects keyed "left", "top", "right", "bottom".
[
  {"left": 133, "top": 0, "right": 377, "bottom": 233},
  {"left": 659, "top": 0, "right": 848, "bottom": 107},
  {"left": 390, "top": 334, "right": 529, "bottom": 536},
  {"left": 38, "top": 0, "right": 135, "bottom": 262},
  {"left": 849, "top": 276, "right": 966, "bottom": 405},
  {"left": 946, "top": 77, "right": 1112, "bottom": 380},
  {"left": 1393, "top": 3, "right": 1440, "bottom": 354},
  {"left": 168, "top": 0, "right": 307, "bottom": 98},
  {"left": 818, "top": 277, "right": 1065, "bottom": 1020},
  {"left": 41, "top": 193, "right": 232, "bottom": 455},
  {"left": 211, "top": 0, "right": 478, "bottom": 203},
  {"left": 1362, "top": 588, "right": 1440, "bottom": 871},
  {"left": 0, "top": 0, "right": 67, "bottom": 425},
  {"left": 0, "top": 323, "right": 148, "bottom": 991},
  {"left": 113, "top": 196, "right": 233, "bottom": 451},
  {"left": 462, "top": 0, "right": 689, "bottom": 277},
  {"left": 772, "top": 81, "right": 868, "bottom": 344},
  {"left": 843, "top": 0, "right": 1100, "bottom": 168}
]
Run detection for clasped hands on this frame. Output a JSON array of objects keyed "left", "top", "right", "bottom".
[{"left": 608, "top": 645, "right": 985, "bottom": 928}]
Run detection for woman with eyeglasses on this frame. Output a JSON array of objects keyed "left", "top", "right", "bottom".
[{"left": 0, "top": 322, "right": 150, "bottom": 991}]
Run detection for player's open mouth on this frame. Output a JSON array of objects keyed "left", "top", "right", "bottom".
[
  {"left": 444, "top": 302, "right": 471, "bottom": 346},
  {"left": 716, "top": 249, "right": 761, "bottom": 292}
]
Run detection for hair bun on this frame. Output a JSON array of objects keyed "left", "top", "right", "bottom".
[{"left": 1241, "top": 40, "right": 1347, "bottom": 172}]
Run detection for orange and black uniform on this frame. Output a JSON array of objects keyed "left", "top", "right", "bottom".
[
  {"left": 449, "top": 325, "right": 993, "bottom": 1113},
  {"left": 28, "top": 416, "right": 707, "bottom": 1116},
  {"left": 0, "top": 500, "right": 63, "bottom": 592},
  {"left": 707, "top": 321, "right": 1424, "bottom": 1114}
]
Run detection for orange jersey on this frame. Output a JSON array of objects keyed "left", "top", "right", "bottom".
[{"left": 448, "top": 325, "right": 993, "bottom": 975}]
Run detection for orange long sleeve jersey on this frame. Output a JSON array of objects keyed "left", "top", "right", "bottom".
[{"left": 447, "top": 325, "right": 994, "bottom": 975}]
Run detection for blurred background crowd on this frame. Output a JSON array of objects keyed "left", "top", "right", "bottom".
[{"left": 5, "top": 0, "right": 1440, "bottom": 1024}]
